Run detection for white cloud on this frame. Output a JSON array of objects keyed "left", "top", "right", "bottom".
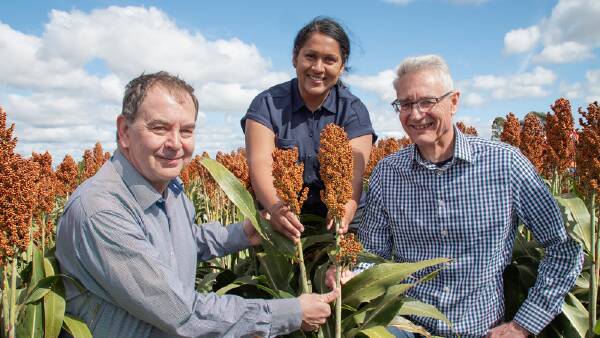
[
  {"left": 198, "top": 83, "right": 260, "bottom": 114},
  {"left": 461, "top": 92, "right": 485, "bottom": 107},
  {"left": 533, "top": 41, "right": 593, "bottom": 64},
  {"left": 345, "top": 69, "right": 397, "bottom": 102},
  {"left": 559, "top": 82, "right": 583, "bottom": 100},
  {"left": 502, "top": 0, "right": 600, "bottom": 64},
  {"left": 0, "top": 6, "right": 289, "bottom": 161},
  {"left": 472, "top": 75, "right": 507, "bottom": 90},
  {"left": 542, "top": 0, "right": 600, "bottom": 48},
  {"left": 586, "top": 69, "right": 600, "bottom": 103},
  {"left": 504, "top": 26, "right": 540, "bottom": 54},
  {"left": 469, "top": 66, "right": 556, "bottom": 100}
]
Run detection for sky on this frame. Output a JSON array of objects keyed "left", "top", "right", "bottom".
[{"left": 1, "top": 0, "right": 599, "bottom": 164}]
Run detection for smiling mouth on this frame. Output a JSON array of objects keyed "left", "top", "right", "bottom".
[
  {"left": 308, "top": 75, "right": 324, "bottom": 82},
  {"left": 158, "top": 156, "right": 181, "bottom": 162},
  {"left": 411, "top": 122, "right": 434, "bottom": 130}
]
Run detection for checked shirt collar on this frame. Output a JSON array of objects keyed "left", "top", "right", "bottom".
[{"left": 406, "top": 126, "right": 475, "bottom": 172}]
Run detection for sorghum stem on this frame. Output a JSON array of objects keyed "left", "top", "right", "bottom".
[
  {"left": 335, "top": 218, "right": 342, "bottom": 338},
  {"left": 297, "top": 240, "right": 309, "bottom": 294},
  {"left": 590, "top": 192, "right": 597, "bottom": 338},
  {"left": 8, "top": 257, "right": 17, "bottom": 338}
]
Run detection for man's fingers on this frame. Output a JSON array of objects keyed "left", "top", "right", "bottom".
[{"left": 319, "top": 289, "right": 340, "bottom": 304}]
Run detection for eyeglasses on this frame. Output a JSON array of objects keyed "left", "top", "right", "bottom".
[{"left": 391, "top": 91, "right": 454, "bottom": 114}]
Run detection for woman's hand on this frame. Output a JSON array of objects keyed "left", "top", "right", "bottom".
[{"left": 262, "top": 201, "right": 304, "bottom": 243}]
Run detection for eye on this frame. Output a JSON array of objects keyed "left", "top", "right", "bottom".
[
  {"left": 419, "top": 99, "right": 437, "bottom": 109},
  {"left": 151, "top": 125, "right": 168, "bottom": 133},
  {"left": 324, "top": 56, "right": 338, "bottom": 64},
  {"left": 400, "top": 102, "right": 412, "bottom": 111},
  {"left": 304, "top": 53, "right": 316, "bottom": 60},
  {"left": 181, "top": 129, "right": 194, "bottom": 137}
]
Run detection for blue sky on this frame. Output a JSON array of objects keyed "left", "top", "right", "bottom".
[{"left": 1, "top": 0, "right": 599, "bottom": 163}]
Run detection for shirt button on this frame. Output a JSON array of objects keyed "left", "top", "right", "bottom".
[
  {"left": 443, "top": 286, "right": 450, "bottom": 293},
  {"left": 309, "top": 131, "right": 313, "bottom": 137},
  {"left": 441, "top": 229, "right": 448, "bottom": 236},
  {"left": 436, "top": 170, "right": 443, "bottom": 176}
]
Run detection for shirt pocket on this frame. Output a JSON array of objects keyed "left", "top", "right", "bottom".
[{"left": 275, "top": 137, "right": 304, "bottom": 161}]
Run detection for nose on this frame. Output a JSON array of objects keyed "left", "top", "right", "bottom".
[
  {"left": 164, "top": 130, "right": 182, "bottom": 151},
  {"left": 311, "top": 58, "right": 324, "bottom": 73}
]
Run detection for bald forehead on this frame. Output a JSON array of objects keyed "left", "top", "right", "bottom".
[{"left": 148, "top": 83, "right": 194, "bottom": 106}]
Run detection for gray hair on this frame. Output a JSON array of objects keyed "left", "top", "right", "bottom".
[
  {"left": 121, "top": 71, "right": 198, "bottom": 122},
  {"left": 393, "top": 54, "right": 454, "bottom": 92}
]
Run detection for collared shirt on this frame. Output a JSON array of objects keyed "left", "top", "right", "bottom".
[
  {"left": 241, "top": 78, "right": 377, "bottom": 216},
  {"left": 358, "top": 128, "right": 583, "bottom": 337},
  {"left": 56, "top": 150, "right": 302, "bottom": 338}
]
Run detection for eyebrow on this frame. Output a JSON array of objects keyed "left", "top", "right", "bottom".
[
  {"left": 146, "top": 120, "right": 196, "bottom": 129},
  {"left": 397, "top": 96, "right": 438, "bottom": 102}
]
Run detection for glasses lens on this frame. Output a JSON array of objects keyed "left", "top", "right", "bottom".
[{"left": 418, "top": 99, "right": 437, "bottom": 112}]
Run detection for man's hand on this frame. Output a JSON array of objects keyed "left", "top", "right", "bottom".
[
  {"left": 263, "top": 201, "right": 304, "bottom": 243},
  {"left": 326, "top": 199, "right": 357, "bottom": 234},
  {"left": 487, "top": 321, "right": 530, "bottom": 338},
  {"left": 298, "top": 289, "right": 340, "bottom": 331},
  {"left": 242, "top": 219, "right": 262, "bottom": 246},
  {"left": 325, "top": 265, "right": 356, "bottom": 290}
]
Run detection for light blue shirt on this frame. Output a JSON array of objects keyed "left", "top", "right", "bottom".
[
  {"left": 358, "top": 128, "right": 583, "bottom": 337},
  {"left": 56, "top": 149, "right": 302, "bottom": 337}
]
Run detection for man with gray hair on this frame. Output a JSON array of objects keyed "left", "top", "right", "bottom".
[
  {"left": 327, "top": 55, "right": 582, "bottom": 337},
  {"left": 56, "top": 71, "right": 338, "bottom": 337}
]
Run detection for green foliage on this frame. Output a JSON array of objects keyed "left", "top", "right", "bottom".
[
  {"left": 201, "top": 157, "right": 296, "bottom": 256},
  {"left": 198, "top": 160, "right": 452, "bottom": 337}
]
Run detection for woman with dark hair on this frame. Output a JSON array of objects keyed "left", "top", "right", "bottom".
[{"left": 241, "top": 17, "right": 376, "bottom": 241}]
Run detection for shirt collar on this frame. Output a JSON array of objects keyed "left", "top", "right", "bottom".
[
  {"left": 111, "top": 149, "right": 183, "bottom": 211},
  {"left": 291, "top": 78, "right": 337, "bottom": 114},
  {"left": 408, "top": 125, "right": 474, "bottom": 170}
]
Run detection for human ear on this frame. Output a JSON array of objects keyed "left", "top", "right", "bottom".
[{"left": 116, "top": 115, "right": 131, "bottom": 149}]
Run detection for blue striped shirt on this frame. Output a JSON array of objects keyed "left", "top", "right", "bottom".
[
  {"left": 56, "top": 150, "right": 302, "bottom": 337},
  {"left": 358, "top": 128, "right": 583, "bottom": 337}
]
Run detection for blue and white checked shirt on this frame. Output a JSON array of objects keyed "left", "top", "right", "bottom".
[
  {"left": 56, "top": 150, "right": 302, "bottom": 338},
  {"left": 358, "top": 128, "right": 583, "bottom": 337}
]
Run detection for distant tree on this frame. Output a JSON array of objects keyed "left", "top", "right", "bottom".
[
  {"left": 491, "top": 116, "right": 506, "bottom": 141},
  {"left": 530, "top": 111, "right": 547, "bottom": 125}
]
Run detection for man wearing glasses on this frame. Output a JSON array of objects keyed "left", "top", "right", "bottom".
[{"left": 328, "top": 55, "right": 582, "bottom": 337}]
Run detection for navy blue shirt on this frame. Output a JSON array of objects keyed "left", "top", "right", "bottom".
[{"left": 241, "top": 78, "right": 377, "bottom": 217}]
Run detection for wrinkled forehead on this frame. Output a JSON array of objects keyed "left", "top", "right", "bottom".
[
  {"left": 395, "top": 69, "right": 448, "bottom": 99},
  {"left": 148, "top": 83, "right": 194, "bottom": 106}
]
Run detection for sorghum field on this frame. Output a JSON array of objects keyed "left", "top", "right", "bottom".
[{"left": 1, "top": 97, "right": 599, "bottom": 337}]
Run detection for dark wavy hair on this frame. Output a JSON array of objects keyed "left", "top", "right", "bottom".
[{"left": 292, "top": 16, "right": 350, "bottom": 72}]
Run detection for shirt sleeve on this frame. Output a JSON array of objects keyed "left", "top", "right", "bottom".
[
  {"left": 510, "top": 151, "right": 583, "bottom": 335},
  {"left": 77, "top": 209, "right": 302, "bottom": 337},
  {"left": 358, "top": 163, "right": 393, "bottom": 261},
  {"left": 241, "top": 93, "right": 274, "bottom": 133},
  {"left": 344, "top": 99, "right": 378, "bottom": 142},
  {"left": 192, "top": 221, "right": 253, "bottom": 261}
]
